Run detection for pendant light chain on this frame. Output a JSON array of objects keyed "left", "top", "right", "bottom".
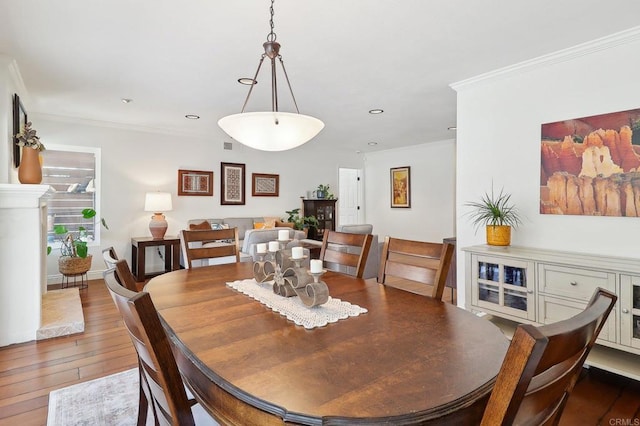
[{"left": 267, "top": 0, "right": 277, "bottom": 42}]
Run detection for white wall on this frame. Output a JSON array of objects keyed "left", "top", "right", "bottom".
[
  {"left": 364, "top": 139, "right": 456, "bottom": 242},
  {"left": 0, "top": 56, "right": 26, "bottom": 184},
  {"left": 453, "top": 30, "right": 640, "bottom": 307},
  {"left": 34, "top": 114, "right": 363, "bottom": 280}
]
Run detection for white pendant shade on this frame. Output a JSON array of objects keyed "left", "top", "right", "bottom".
[{"left": 218, "top": 111, "right": 324, "bottom": 151}]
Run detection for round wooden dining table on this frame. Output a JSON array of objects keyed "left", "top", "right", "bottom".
[{"left": 145, "top": 262, "right": 509, "bottom": 425}]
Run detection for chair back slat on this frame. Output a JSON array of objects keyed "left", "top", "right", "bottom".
[
  {"left": 181, "top": 228, "right": 240, "bottom": 268},
  {"left": 378, "top": 237, "right": 454, "bottom": 301},
  {"left": 481, "top": 288, "right": 617, "bottom": 425},
  {"left": 103, "top": 268, "right": 196, "bottom": 426},
  {"left": 114, "top": 259, "right": 140, "bottom": 292},
  {"left": 319, "top": 231, "right": 373, "bottom": 278}
]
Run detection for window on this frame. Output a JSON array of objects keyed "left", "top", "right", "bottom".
[{"left": 41, "top": 145, "right": 102, "bottom": 246}]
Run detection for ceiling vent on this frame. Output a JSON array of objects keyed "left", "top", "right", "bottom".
[{"left": 223, "top": 142, "right": 233, "bottom": 150}]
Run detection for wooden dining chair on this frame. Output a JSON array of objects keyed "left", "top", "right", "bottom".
[
  {"left": 319, "top": 230, "right": 373, "bottom": 278},
  {"left": 480, "top": 287, "right": 617, "bottom": 425},
  {"left": 101, "top": 246, "right": 119, "bottom": 269},
  {"left": 377, "top": 237, "right": 455, "bottom": 301},
  {"left": 102, "top": 247, "right": 139, "bottom": 291},
  {"left": 180, "top": 228, "right": 240, "bottom": 269},
  {"left": 103, "top": 268, "right": 218, "bottom": 426}
]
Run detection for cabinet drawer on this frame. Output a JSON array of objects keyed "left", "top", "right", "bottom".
[
  {"left": 538, "top": 264, "right": 615, "bottom": 301},
  {"left": 539, "top": 295, "right": 616, "bottom": 344}
]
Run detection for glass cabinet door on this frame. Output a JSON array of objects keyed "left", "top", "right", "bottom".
[
  {"left": 620, "top": 274, "right": 640, "bottom": 349},
  {"left": 473, "top": 255, "right": 535, "bottom": 321}
]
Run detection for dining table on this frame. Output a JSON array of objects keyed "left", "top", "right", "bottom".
[{"left": 144, "top": 261, "right": 510, "bottom": 425}]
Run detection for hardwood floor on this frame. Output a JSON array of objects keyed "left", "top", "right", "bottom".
[{"left": 0, "top": 278, "right": 638, "bottom": 425}]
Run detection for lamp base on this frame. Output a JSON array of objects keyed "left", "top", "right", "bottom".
[{"left": 149, "top": 213, "right": 168, "bottom": 239}]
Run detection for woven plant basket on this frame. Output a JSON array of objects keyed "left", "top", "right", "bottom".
[{"left": 59, "top": 255, "right": 93, "bottom": 275}]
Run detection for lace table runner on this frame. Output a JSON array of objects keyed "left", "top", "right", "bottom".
[{"left": 226, "top": 278, "right": 368, "bottom": 329}]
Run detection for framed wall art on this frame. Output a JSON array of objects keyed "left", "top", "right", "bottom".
[
  {"left": 251, "top": 173, "right": 279, "bottom": 197},
  {"left": 178, "top": 169, "right": 213, "bottom": 196},
  {"left": 221, "top": 162, "right": 246, "bottom": 205},
  {"left": 12, "top": 93, "right": 27, "bottom": 168},
  {"left": 540, "top": 107, "right": 640, "bottom": 217},
  {"left": 390, "top": 166, "right": 411, "bottom": 208}
]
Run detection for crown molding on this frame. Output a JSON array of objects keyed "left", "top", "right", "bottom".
[
  {"left": 450, "top": 26, "right": 640, "bottom": 92},
  {"left": 4, "top": 58, "right": 29, "bottom": 101}
]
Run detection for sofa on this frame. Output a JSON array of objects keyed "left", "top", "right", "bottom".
[{"left": 186, "top": 217, "right": 306, "bottom": 264}]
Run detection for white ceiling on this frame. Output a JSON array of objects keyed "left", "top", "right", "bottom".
[{"left": 3, "top": 0, "right": 640, "bottom": 153}]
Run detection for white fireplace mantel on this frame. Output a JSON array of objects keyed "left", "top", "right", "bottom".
[{"left": 0, "top": 183, "right": 54, "bottom": 346}]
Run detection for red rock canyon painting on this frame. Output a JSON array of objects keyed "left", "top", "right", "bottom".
[{"left": 541, "top": 108, "right": 640, "bottom": 217}]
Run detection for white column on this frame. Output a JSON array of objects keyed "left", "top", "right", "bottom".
[{"left": 0, "top": 184, "right": 53, "bottom": 345}]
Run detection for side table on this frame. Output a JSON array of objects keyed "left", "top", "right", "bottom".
[{"left": 131, "top": 236, "right": 181, "bottom": 282}]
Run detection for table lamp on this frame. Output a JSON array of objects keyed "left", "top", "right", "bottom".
[{"left": 144, "top": 192, "right": 172, "bottom": 239}]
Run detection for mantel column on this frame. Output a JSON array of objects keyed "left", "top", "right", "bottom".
[{"left": 0, "top": 184, "right": 53, "bottom": 346}]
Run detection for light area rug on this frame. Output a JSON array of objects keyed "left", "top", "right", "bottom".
[
  {"left": 47, "top": 368, "right": 219, "bottom": 425},
  {"left": 47, "top": 368, "right": 139, "bottom": 426}
]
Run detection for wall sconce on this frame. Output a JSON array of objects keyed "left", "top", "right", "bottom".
[{"left": 144, "top": 192, "right": 172, "bottom": 239}]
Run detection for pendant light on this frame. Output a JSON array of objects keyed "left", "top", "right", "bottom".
[{"left": 218, "top": 0, "right": 324, "bottom": 151}]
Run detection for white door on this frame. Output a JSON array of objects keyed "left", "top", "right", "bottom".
[{"left": 338, "top": 168, "right": 363, "bottom": 226}]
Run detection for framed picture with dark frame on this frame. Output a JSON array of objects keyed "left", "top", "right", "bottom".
[
  {"left": 221, "top": 162, "right": 246, "bottom": 205},
  {"left": 251, "top": 173, "right": 279, "bottom": 197},
  {"left": 178, "top": 169, "right": 213, "bottom": 196},
  {"left": 390, "top": 166, "right": 411, "bottom": 208},
  {"left": 12, "top": 93, "right": 27, "bottom": 168}
]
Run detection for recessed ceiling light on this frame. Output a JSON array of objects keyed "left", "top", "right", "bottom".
[
  {"left": 368, "top": 109, "right": 384, "bottom": 114},
  {"left": 237, "top": 78, "right": 257, "bottom": 85},
  {"left": 448, "top": 126, "right": 457, "bottom": 131},
  {"left": 368, "top": 142, "right": 378, "bottom": 146},
  {"left": 121, "top": 98, "right": 133, "bottom": 104},
  {"left": 185, "top": 114, "right": 200, "bottom": 120}
]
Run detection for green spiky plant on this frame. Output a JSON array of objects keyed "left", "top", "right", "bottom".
[{"left": 465, "top": 186, "right": 522, "bottom": 233}]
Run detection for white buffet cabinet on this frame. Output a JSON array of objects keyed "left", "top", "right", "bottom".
[{"left": 463, "top": 245, "right": 640, "bottom": 380}]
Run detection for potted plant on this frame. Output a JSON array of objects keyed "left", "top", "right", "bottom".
[
  {"left": 15, "top": 121, "right": 45, "bottom": 184},
  {"left": 284, "top": 208, "right": 319, "bottom": 236},
  {"left": 316, "top": 184, "right": 334, "bottom": 200},
  {"left": 49, "top": 208, "right": 108, "bottom": 275},
  {"left": 465, "top": 186, "right": 522, "bottom": 246}
]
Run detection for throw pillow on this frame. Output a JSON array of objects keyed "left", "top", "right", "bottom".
[
  {"left": 253, "top": 222, "right": 265, "bottom": 229},
  {"left": 211, "top": 223, "right": 230, "bottom": 230},
  {"left": 189, "top": 221, "right": 211, "bottom": 230},
  {"left": 264, "top": 219, "right": 276, "bottom": 229},
  {"left": 275, "top": 220, "right": 294, "bottom": 229}
]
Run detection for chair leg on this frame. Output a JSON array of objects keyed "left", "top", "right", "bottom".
[{"left": 137, "top": 369, "right": 149, "bottom": 426}]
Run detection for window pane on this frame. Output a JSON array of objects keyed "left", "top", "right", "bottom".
[{"left": 41, "top": 149, "right": 98, "bottom": 244}]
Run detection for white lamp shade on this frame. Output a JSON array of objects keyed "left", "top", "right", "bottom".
[
  {"left": 218, "top": 111, "right": 324, "bottom": 151},
  {"left": 144, "top": 192, "right": 173, "bottom": 212}
]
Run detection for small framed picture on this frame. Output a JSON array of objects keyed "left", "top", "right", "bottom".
[
  {"left": 221, "top": 162, "right": 246, "bottom": 205},
  {"left": 390, "top": 166, "right": 411, "bottom": 208},
  {"left": 252, "top": 173, "right": 279, "bottom": 197},
  {"left": 178, "top": 169, "right": 213, "bottom": 196},
  {"left": 12, "top": 93, "right": 27, "bottom": 168}
]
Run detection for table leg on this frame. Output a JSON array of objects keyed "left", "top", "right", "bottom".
[
  {"left": 171, "top": 241, "right": 180, "bottom": 271},
  {"left": 132, "top": 244, "right": 139, "bottom": 280},
  {"left": 164, "top": 243, "right": 172, "bottom": 273},
  {"left": 137, "top": 244, "right": 146, "bottom": 282}
]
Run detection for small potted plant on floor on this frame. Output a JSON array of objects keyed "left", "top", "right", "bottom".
[
  {"left": 465, "top": 186, "right": 522, "bottom": 246},
  {"left": 49, "top": 208, "right": 108, "bottom": 275}
]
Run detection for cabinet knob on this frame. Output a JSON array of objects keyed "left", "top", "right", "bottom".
[
  {"left": 622, "top": 308, "right": 629, "bottom": 314},
  {"left": 570, "top": 281, "right": 578, "bottom": 286}
]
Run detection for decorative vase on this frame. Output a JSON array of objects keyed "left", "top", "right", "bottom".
[
  {"left": 59, "top": 255, "right": 93, "bottom": 275},
  {"left": 317, "top": 190, "right": 325, "bottom": 199},
  {"left": 18, "top": 147, "right": 43, "bottom": 184},
  {"left": 486, "top": 225, "right": 511, "bottom": 246}
]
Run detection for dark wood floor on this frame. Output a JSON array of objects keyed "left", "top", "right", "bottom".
[{"left": 0, "top": 279, "right": 638, "bottom": 425}]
